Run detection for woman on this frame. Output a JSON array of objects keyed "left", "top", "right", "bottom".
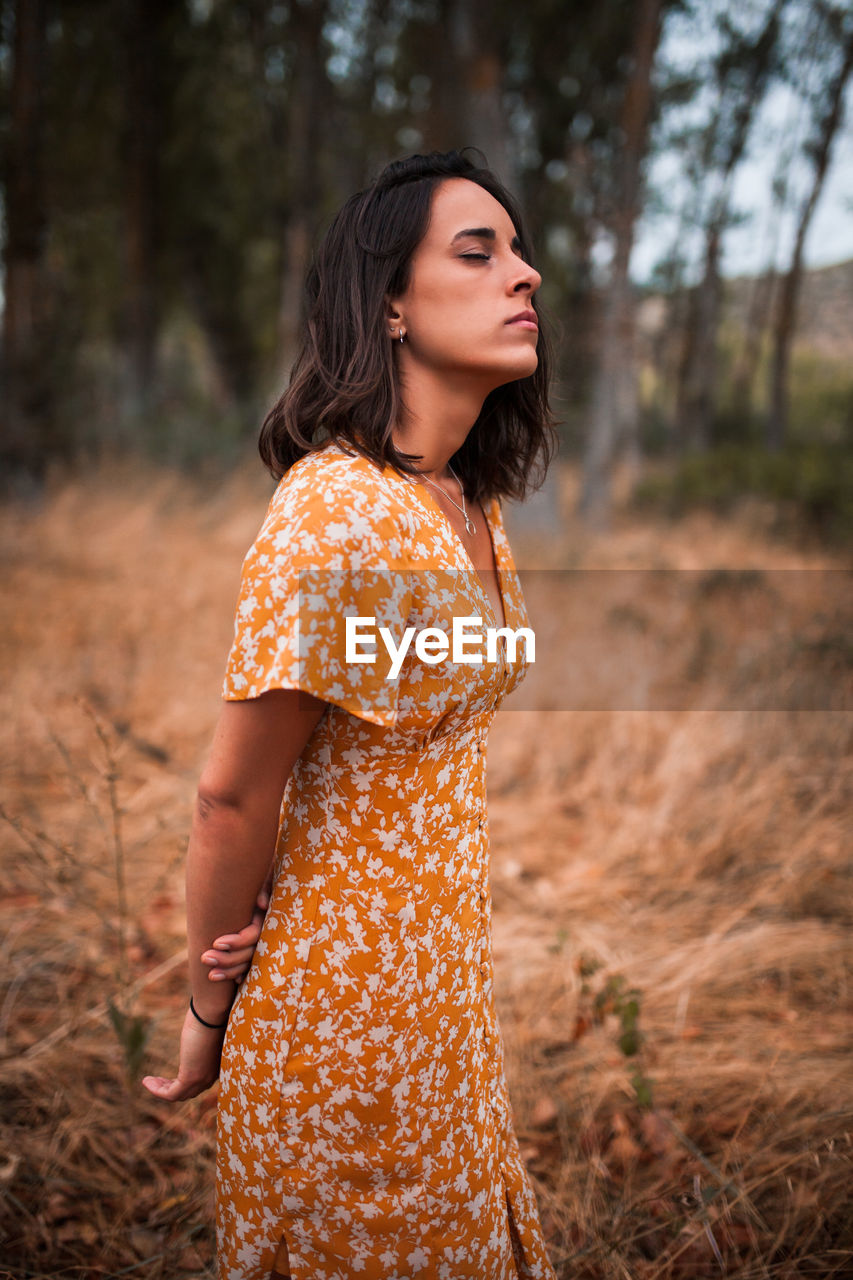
[{"left": 143, "top": 150, "right": 557, "bottom": 1280}]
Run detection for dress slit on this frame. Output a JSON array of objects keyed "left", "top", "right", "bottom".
[
  {"left": 506, "top": 1188, "right": 536, "bottom": 1279},
  {"left": 269, "top": 1232, "right": 291, "bottom": 1279}
]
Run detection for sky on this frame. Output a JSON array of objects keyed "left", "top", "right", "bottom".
[
  {"left": 630, "top": 8, "right": 853, "bottom": 285},
  {"left": 632, "top": 96, "right": 853, "bottom": 283}
]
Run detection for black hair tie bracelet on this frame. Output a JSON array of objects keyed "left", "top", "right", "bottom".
[{"left": 189, "top": 996, "right": 229, "bottom": 1030}]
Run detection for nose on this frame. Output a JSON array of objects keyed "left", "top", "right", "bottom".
[{"left": 509, "top": 258, "right": 542, "bottom": 296}]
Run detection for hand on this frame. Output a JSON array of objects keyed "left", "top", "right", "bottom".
[
  {"left": 142, "top": 1005, "right": 227, "bottom": 1102},
  {"left": 201, "top": 881, "right": 271, "bottom": 984}
]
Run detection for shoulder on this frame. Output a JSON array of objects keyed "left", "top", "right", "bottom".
[
  {"left": 275, "top": 443, "right": 398, "bottom": 512},
  {"left": 254, "top": 444, "right": 408, "bottom": 568}
]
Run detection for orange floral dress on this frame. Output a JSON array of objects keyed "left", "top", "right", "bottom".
[{"left": 217, "top": 443, "right": 555, "bottom": 1280}]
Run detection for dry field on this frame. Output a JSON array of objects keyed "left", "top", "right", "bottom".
[{"left": 1, "top": 459, "right": 851, "bottom": 1279}]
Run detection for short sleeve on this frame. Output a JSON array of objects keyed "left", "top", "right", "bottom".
[{"left": 222, "top": 458, "right": 412, "bottom": 728}]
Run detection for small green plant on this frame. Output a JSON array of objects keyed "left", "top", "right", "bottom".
[
  {"left": 107, "top": 997, "right": 152, "bottom": 1080},
  {"left": 593, "top": 974, "right": 644, "bottom": 1055},
  {"left": 0, "top": 703, "right": 157, "bottom": 1081},
  {"left": 85, "top": 706, "right": 154, "bottom": 1081},
  {"left": 547, "top": 927, "right": 570, "bottom": 955},
  {"left": 576, "top": 966, "right": 655, "bottom": 1108}
]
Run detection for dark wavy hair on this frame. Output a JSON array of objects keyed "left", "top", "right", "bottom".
[{"left": 258, "top": 149, "right": 557, "bottom": 503}]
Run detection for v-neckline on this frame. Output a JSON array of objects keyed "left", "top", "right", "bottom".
[{"left": 400, "top": 475, "right": 507, "bottom": 631}]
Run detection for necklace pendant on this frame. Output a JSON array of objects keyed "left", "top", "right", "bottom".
[{"left": 464, "top": 516, "right": 476, "bottom": 535}]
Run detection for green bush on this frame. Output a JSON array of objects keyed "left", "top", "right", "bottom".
[
  {"left": 632, "top": 443, "right": 853, "bottom": 543},
  {"left": 787, "top": 350, "right": 853, "bottom": 448}
]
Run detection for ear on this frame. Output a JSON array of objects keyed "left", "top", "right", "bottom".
[{"left": 384, "top": 295, "right": 405, "bottom": 341}]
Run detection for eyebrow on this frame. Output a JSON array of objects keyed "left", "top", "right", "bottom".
[{"left": 451, "top": 226, "right": 523, "bottom": 252}]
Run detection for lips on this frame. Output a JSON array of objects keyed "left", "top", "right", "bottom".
[{"left": 506, "top": 309, "right": 538, "bottom": 327}]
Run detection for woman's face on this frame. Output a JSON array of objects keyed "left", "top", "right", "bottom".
[{"left": 389, "top": 178, "right": 542, "bottom": 390}]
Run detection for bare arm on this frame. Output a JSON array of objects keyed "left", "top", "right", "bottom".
[
  {"left": 200, "top": 877, "right": 274, "bottom": 985},
  {"left": 143, "top": 687, "right": 327, "bottom": 1100}
]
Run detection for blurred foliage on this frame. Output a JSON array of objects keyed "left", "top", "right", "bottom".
[
  {"left": 1, "top": 0, "right": 852, "bottom": 513},
  {"left": 688, "top": 334, "right": 853, "bottom": 450},
  {"left": 787, "top": 348, "right": 853, "bottom": 446},
  {"left": 632, "top": 441, "right": 853, "bottom": 542}
]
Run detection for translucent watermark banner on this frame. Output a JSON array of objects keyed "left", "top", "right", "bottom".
[
  {"left": 507, "top": 568, "right": 851, "bottom": 712},
  {"left": 291, "top": 568, "right": 851, "bottom": 712}
]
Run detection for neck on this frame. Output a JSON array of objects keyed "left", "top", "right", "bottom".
[{"left": 391, "top": 361, "right": 492, "bottom": 480}]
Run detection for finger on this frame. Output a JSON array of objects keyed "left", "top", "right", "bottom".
[
  {"left": 210, "top": 902, "right": 267, "bottom": 952},
  {"left": 206, "top": 951, "right": 251, "bottom": 977},
  {"left": 142, "top": 1075, "right": 185, "bottom": 1100},
  {"left": 208, "top": 962, "right": 250, "bottom": 981},
  {"left": 208, "top": 934, "right": 241, "bottom": 951},
  {"left": 142, "top": 1074, "right": 206, "bottom": 1102},
  {"left": 212, "top": 920, "right": 262, "bottom": 950},
  {"left": 202, "top": 945, "right": 242, "bottom": 966},
  {"left": 206, "top": 943, "right": 254, "bottom": 965}
]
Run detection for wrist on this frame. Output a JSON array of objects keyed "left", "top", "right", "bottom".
[{"left": 189, "top": 990, "right": 233, "bottom": 1028}]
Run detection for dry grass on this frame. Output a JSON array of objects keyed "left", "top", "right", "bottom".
[{"left": 1, "top": 459, "right": 850, "bottom": 1279}]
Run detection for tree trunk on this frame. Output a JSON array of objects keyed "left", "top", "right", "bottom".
[
  {"left": 579, "top": 0, "right": 663, "bottom": 525},
  {"left": 693, "top": 230, "right": 724, "bottom": 450},
  {"left": 730, "top": 266, "right": 776, "bottom": 420},
  {"left": 767, "top": 17, "right": 853, "bottom": 452},
  {"left": 729, "top": 102, "right": 796, "bottom": 419},
  {"left": 276, "top": 0, "right": 329, "bottom": 378},
  {"left": 1, "top": 0, "right": 52, "bottom": 486},
  {"left": 676, "top": 2, "right": 782, "bottom": 451},
  {"left": 117, "top": 0, "right": 174, "bottom": 429},
  {"left": 417, "top": 0, "right": 511, "bottom": 183},
  {"left": 449, "top": 0, "right": 511, "bottom": 182},
  {"left": 180, "top": 259, "right": 255, "bottom": 411}
]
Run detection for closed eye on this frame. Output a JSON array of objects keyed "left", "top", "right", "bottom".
[{"left": 460, "top": 252, "right": 491, "bottom": 261}]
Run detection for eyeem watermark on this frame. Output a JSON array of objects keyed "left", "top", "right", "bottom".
[{"left": 346, "top": 615, "right": 536, "bottom": 679}]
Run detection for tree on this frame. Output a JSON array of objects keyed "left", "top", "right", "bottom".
[
  {"left": 674, "top": 0, "right": 785, "bottom": 452},
  {"left": 727, "top": 159, "right": 791, "bottom": 420},
  {"left": 578, "top": 0, "right": 665, "bottom": 525},
  {"left": 1, "top": 0, "right": 52, "bottom": 484},
  {"left": 271, "top": 0, "right": 331, "bottom": 374},
  {"left": 117, "top": 0, "right": 182, "bottom": 426},
  {"left": 767, "top": 0, "right": 853, "bottom": 451}
]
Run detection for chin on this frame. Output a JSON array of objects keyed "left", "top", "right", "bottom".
[{"left": 497, "top": 354, "right": 539, "bottom": 385}]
